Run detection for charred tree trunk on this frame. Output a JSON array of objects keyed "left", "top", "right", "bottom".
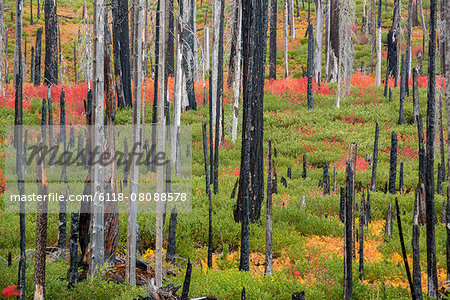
[
  {"left": 34, "top": 27, "right": 42, "bottom": 86},
  {"left": 44, "top": 0, "right": 58, "bottom": 85},
  {"left": 359, "top": 192, "right": 365, "bottom": 281},
  {"left": 344, "top": 160, "right": 353, "bottom": 300},
  {"left": 385, "top": 203, "right": 393, "bottom": 238},
  {"left": 265, "top": 140, "right": 273, "bottom": 276},
  {"left": 34, "top": 147, "right": 48, "bottom": 300},
  {"left": 389, "top": 132, "right": 398, "bottom": 194},
  {"left": 67, "top": 213, "right": 79, "bottom": 287},
  {"left": 412, "top": 184, "right": 423, "bottom": 299},
  {"left": 115, "top": 0, "right": 132, "bottom": 107},
  {"left": 306, "top": 17, "right": 314, "bottom": 109},
  {"left": 395, "top": 198, "right": 415, "bottom": 299},
  {"left": 399, "top": 55, "right": 405, "bottom": 125},
  {"left": 425, "top": 0, "right": 439, "bottom": 297},
  {"left": 413, "top": 68, "right": 420, "bottom": 123},
  {"left": 269, "top": 0, "right": 277, "bottom": 80}
]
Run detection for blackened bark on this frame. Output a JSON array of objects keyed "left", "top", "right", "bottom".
[
  {"left": 302, "top": 154, "right": 307, "bottom": 179},
  {"left": 34, "top": 147, "right": 48, "bottom": 299},
  {"left": 437, "top": 163, "right": 443, "bottom": 195},
  {"left": 306, "top": 21, "right": 314, "bottom": 109},
  {"left": 425, "top": 0, "right": 439, "bottom": 296},
  {"left": 265, "top": 140, "right": 273, "bottom": 275},
  {"left": 389, "top": 132, "right": 398, "bottom": 194},
  {"left": 359, "top": 191, "right": 364, "bottom": 281},
  {"left": 340, "top": 187, "right": 345, "bottom": 223},
  {"left": 395, "top": 198, "right": 415, "bottom": 299},
  {"left": 371, "top": 122, "right": 379, "bottom": 191},
  {"left": 166, "top": 0, "right": 174, "bottom": 77},
  {"left": 412, "top": 184, "right": 423, "bottom": 299},
  {"left": 439, "top": 97, "right": 446, "bottom": 182},
  {"left": 323, "top": 162, "right": 330, "bottom": 195},
  {"left": 181, "top": 259, "right": 192, "bottom": 300},
  {"left": 30, "top": 47, "right": 34, "bottom": 83},
  {"left": 202, "top": 123, "right": 213, "bottom": 268},
  {"left": 413, "top": 68, "right": 420, "bottom": 123},
  {"left": 417, "top": 114, "right": 426, "bottom": 177},
  {"left": 165, "top": 206, "right": 177, "bottom": 264},
  {"left": 269, "top": 0, "right": 277, "bottom": 80},
  {"left": 238, "top": 0, "right": 254, "bottom": 271},
  {"left": 399, "top": 55, "right": 405, "bottom": 125},
  {"left": 58, "top": 90, "right": 67, "bottom": 258},
  {"left": 44, "top": 0, "right": 58, "bottom": 85},
  {"left": 150, "top": 0, "right": 160, "bottom": 172},
  {"left": 74, "top": 42, "right": 78, "bottom": 84},
  {"left": 34, "top": 27, "right": 42, "bottom": 86},
  {"left": 67, "top": 213, "right": 79, "bottom": 287},
  {"left": 399, "top": 160, "right": 404, "bottom": 194},
  {"left": 182, "top": 0, "right": 198, "bottom": 111},
  {"left": 365, "top": 190, "right": 371, "bottom": 225},
  {"left": 344, "top": 160, "right": 353, "bottom": 300},
  {"left": 116, "top": 0, "right": 132, "bottom": 107}
]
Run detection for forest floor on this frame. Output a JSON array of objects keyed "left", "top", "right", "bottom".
[{"left": 0, "top": 71, "right": 448, "bottom": 299}]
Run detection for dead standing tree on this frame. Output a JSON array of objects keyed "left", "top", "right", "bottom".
[
  {"left": 126, "top": 0, "right": 144, "bottom": 284},
  {"left": 425, "top": 0, "right": 439, "bottom": 297},
  {"left": 314, "top": 0, "right": 323, "bottom": 83},
  {"left": 269, "top": 0, "right": 277, "bottom": 80},
  {"left": 89, "top": 0, "right": 105, "bottom": 276},
  {"left": 44, "top": 0, "right": 58, "bottom": 85},
  {"left": 14, "top": 1, "right": 26, "bottom": 297},
  {"left": 445, "top": 0, "right": 450, "bottom": 284}
]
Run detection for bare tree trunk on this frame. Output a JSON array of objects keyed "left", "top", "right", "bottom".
[
  {"left": 371, "top": 122, "right": 379, "bottom": 191},
  {"left": 418, "top": 0, "right": 427, "bottom": 54},
  {"left": 34, "top": 28, "right": 42, "bottom": 86},
  {"left": 4, "top": 25, "right": 8, "bottom": 86},
  {"left": 44, "top": 0, "right": 58, "bottom": 85},
  {"left": 343, "top": 159, "right": 353, "bottom": 300},
  {"left": 314, "top": 0, "right": 323, "bottom": 82},
  {"left": 445, "top": 0, "right": 450, "bottom": 281},
  {"left": 328, "top": 0, "right": 340, "bottom": 82},
  {"left": 34, "top": 146, "right": 48, "bottom": 300},
  {"left": 284, "top": 0, "right": 289, "bottom": 78},
  {"left": 412, "top": 182, "right": 423, "bottom": 300},
  {"left": 441, "top": 0, "right": 447, "bottom": 77},
  {"left": 290, "top": 0, "right": 296, "bottom": 38},
  {"left": 126, "top": 0, "right": 143, "bottom": 283},
  {"left": 171, "top": 18, "right": 182, "bottom": 167},
  {"left": 269, "top": 0, "right": 277, "bottom": 80},
  {"left": 265, "top": 140, "right": 273, "bottom": 276},
  {"left": 406, "top": 0, "right": 413, "bottom": 81},
  {"left": 155, "top": 0, "right": 166, "bottom": 287},
  {"left": 425, "top": 1, "right": 438, "bottom": 297},
  {"left": 231, "top": 1, "right": 242, "bottom": 142},
  {"left": 90, "top": 0, "right": 105, "bottom": 276},
  {"left": 375, "top": 0, "right": 382, "bottom": 85},
  {"left": 13, "top": 0, "right": 24, "bottom": 87}
]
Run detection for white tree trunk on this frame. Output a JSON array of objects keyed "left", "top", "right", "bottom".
[
  {"left": 155, "top": 0, "right": 166, "bottom": 288},
  {"left": 290, "top": 0, "right": 295, "bottom": 38},
  {"left": 231, "top": 1, "right": 242, "bottom": 142},
  {"left": 193, "top": 1, "right": 199, "bottom": 81},
  {"left": 90, "top": 0, "right": 105, "bottom": 276},
  {"left": 204, "top": 26, "right": 210, "bottom": 73},
  {"left": 375, "top": 26, "right": 382, "bottom": 85},
  {"left": 172, "top": 20, "right": 183, "bottom": 163},
  {"left": 126, "top": 0, "right": 143, "bottom": 283},
  {"left": 314, "top": 0, "right": 323, "bottom": 82},
  {"left": 211, "top": 0, "right": 221, "bottom": 127},
  {"left": 325, "top": 0, "right": 331, "bottom": 80},
  {"left": 284, "top": 0, "right": 289, "bottom": 78}
]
